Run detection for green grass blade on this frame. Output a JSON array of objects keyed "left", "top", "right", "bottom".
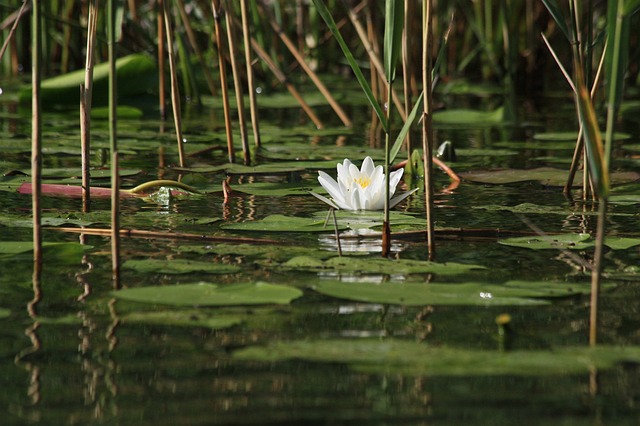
[
  {"left": 540, "top": 0, "right": 571, "bottom": 41},
  {"left": 384, "top": 0, "right": 404, "bottom": 83},
  {"left": 312, "top": 0, "right": 388, "bottom": 132},
  {"left": 390, "top": 91, "right": 424, "bottom": 164},
  {"left": 574, "top": 64, "right": 609, "bottom": 197}
]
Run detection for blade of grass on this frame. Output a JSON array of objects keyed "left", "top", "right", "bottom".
[{"left": 311, "top": 0, "right": 387, "bottom": 132}]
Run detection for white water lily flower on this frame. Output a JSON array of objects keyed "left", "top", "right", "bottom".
[{"left": 313, "top": 156, "right": 416, "bottom": 210}]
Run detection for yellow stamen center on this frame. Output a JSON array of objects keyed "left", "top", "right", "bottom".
[{"left": 354, "top": 176, "right": 371, "bottom": 189}]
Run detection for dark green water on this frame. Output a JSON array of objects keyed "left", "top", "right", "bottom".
[{"left": 1, "top": 86, "right": 640, "bottom": 425}]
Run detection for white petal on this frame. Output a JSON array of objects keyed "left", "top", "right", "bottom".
[
  {"left": 318, "top": 171, "right": 346, "bottom": 205},
  {"left": 360, "top": 156, "right": 375, "bottom": 175}
]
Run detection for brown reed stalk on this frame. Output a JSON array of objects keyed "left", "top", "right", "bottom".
[
  {"left": 366, "top": 5, "right": 382, "bottom": 147},
  {"left": 108, "top": 0, "right": 120, "bottom": 287},
  {"left": 239, "top": 0, "right": 261, "bottom": 148},
  {"left": 32, "top": 0, "right": 43, "bottom": 279},
  {"left": 157, "top": 0, "right": 167, "bottom": 120},
  {"left": 422, "top": 0, "right": 435, "bottom": 260},
  {"left": 259, "top": 1, "right": 352, "bottom": 128},
  {"left": 175, "top": 0, "right": 217, "bottom": 96},
  {"left": 225, "top": 4, "right": 251, "bottom": 165},
  {"left": 0, "top": 0, "right": 29, "bottom": 63},
  {"left": 401, "top": 0, "right": 415, "bottom": 157},
  {"left": 163, "top": 0, "right": 187, "bottom": 167},
  {"left": 211, "top": 0, "right": 236, "bottom": 163},
  {"left": 80, "top": 0, "right": 99, "bottom": 213}
]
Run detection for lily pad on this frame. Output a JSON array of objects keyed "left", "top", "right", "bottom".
[
  {"left": 499, "top": 234, "right": 640, "bottom": 251},
  {"left": 174, "top": 163, "right": 305, "bottom": 175},
  {"left": 533, "top": 131, "right": 631, "bottom": 141},
  {"left": 234, "top": 339, "right": 640, "bottom": 376},
  {"left": 460, "top": 167, "right": 640, "bottom": 186},
  {"left": 281, "top": 256, "right": 484, "bottom": 276},
  {"left": 433, "top": 107, "right": 504, "bottom": 126},
  {"left": 230, "top": 182, "right": 322, "bottom": 197},
  {"left": 0, "top": 308, "right": 10, "bottom": 319},
  {"left": 221, "top": 214, "right": 348, "bottom": 233},
  {"left": 0, "top": 241, "right": 91, "bottom": 263},
  {"left": 123, "top": 259, "right": 241, "bottom": 275},
  {"left": 111, "top": 282, "right": 303, "bottom": 306},
  {"left": 121, "top": 310, "right": 243, "bottom": 329},
  {"left": 499, "top": 233, "right": 594, "bottom": 250},
  {"left": 310, "top": 279, "right": 593, "bottom": 306}
]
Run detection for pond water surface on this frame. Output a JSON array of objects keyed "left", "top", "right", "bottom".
[{"left": 1, "top": 84, "right": 640, "bottom": 425}]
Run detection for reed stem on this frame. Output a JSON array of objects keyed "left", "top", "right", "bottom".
[
  {"left": 108, "top": 0, "right": 121, "bottom": 287},
  {"left": 32, "top": 0, "right": 43, "bottom": 279},
  {"left": 212, "top": 0, "right": 236, "bottom": 163},
  {"left": 239, "top": 0, "right": 261, "bottom": 148},
  {"left": 423, "top": 0, "right": 435, "bottom": 260}
]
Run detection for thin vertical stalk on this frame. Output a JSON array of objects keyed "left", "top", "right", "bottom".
[
  {"left": 589, "top": 198, "right": 606, "bottom": 345},
  {"left": 108, "top": 0, "right": 120, "bottom": 288},
  {"left": 423, "top": 0, "right": 435, "bottom": 260},
  {"left": 163, "top": 0, "right": 187, "bottom": 167},
  {"left": 381, "top": 83, "right": 392, "bottom": 257},
  {"left": 212, "top": 0, "right": 235, "bottom": 163},
  {"left": 401, "top": 0, "right": 414, "bottom": 158},
  {"left": 81, "top": 0, "right": 99, "bottom": 213},
  {"left": 157, "top": 0, "right": 167, "bottom": 120},
  {"left": 32, "top": 0, "right": 43, "bottom": 280},
  {"left": 225, "top": 3, "right": 250, "bottom": 165},
  {"left": 240, "top": 0, "right": 261, "bottom": 148}
]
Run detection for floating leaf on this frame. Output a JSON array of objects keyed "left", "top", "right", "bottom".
[
  {"left": 533, "top": 131, "right": 631, "bottom": 141},
  {"left": 0, "top": 308, "right": 10, "bottom": 319},
  {"left": 281, "top": 256, "right": 484, "bottom": 276},
  {"left": 19, "top": 53, "right": 157, "bottom": 106},
  {"left": 234, "top": 339, "right": 640, "bottom": 376},
  {"left": 230, "top": 182, "right": 322, "bottom": 197},
  {"left": 475, "top": 203, "right": 631, "bottom": 217},
  {"left": 0, "top": 241, "right": 91, "bottom": 263},
  {"left": 433, "top": 107, "right": 504, "bottom": 126},
  {"left": 499, "top": 233, "right": 594, "bottom": 250},
  {"left": 123, "top": 259, "right": 241, "bottom": 275},
  {"left": 112, "top": 282, "right": 303, "bottom": 306},
  {"left": 310, "top": 280, "right": 592, "bottom": 306},
  {"left": 221, "top": 214, "right": 348, "bottom": 233},
  {"left": 460, "top": 167, "right": 640, "bottom": 186},
  {"left": 121, "top": 310, "right": 243, "bottom": 329}
]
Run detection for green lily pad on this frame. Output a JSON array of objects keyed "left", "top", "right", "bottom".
[
  {"left": 111, "top": 282, "right": 303, "bottom": 306},
  {"left": 221, "top": 214, "right": 348, "bottom": 233},
  {"left": 281, "top": 256, "right": 484, "bottom": 276},
  {"left": 311, "top": 279, "right": 593, "bottom": 306},
  {"left": 230, "top": 182, "right": 322, "bottom": 197},
  {"left": 234, "top": 339, "right": 640, "bottom": 376},
  {"left": 460, "top": 167, "right": 640, "bottom": 186},
  {"left": 123, "top": 259, "right": 241, "bottom": 275},
  {"left": 433, "top": 107, "right": 504, "bottom": 126},
  {"left": 0, "top": 308, "right": 10, "bottom": 319},
  {"left": 499, "top": 233, "right": 594, "bottom": 250},
  {"left": 609, "top": 194, "right": 640, "bottom": 205},
  {"left": 19, "top": 53, "right": 157, "bottom": 106},
  {"left": 533, "top": 131, "right": 631, "bottom": 141},
  {"left": 499, "top": 234, "right": 640, "bottom": 250},
  {"left": 0, "top": 241, "right": 91, "bottom": 263},
  {"left": 121, "top": 310, "right": 243, "bottom": 329},
  {"left": 177, "top": 243, "right": 343, "bottom": 262},
  {"left": 174, "top": 163, "right": 305, "bottom": 175}
]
